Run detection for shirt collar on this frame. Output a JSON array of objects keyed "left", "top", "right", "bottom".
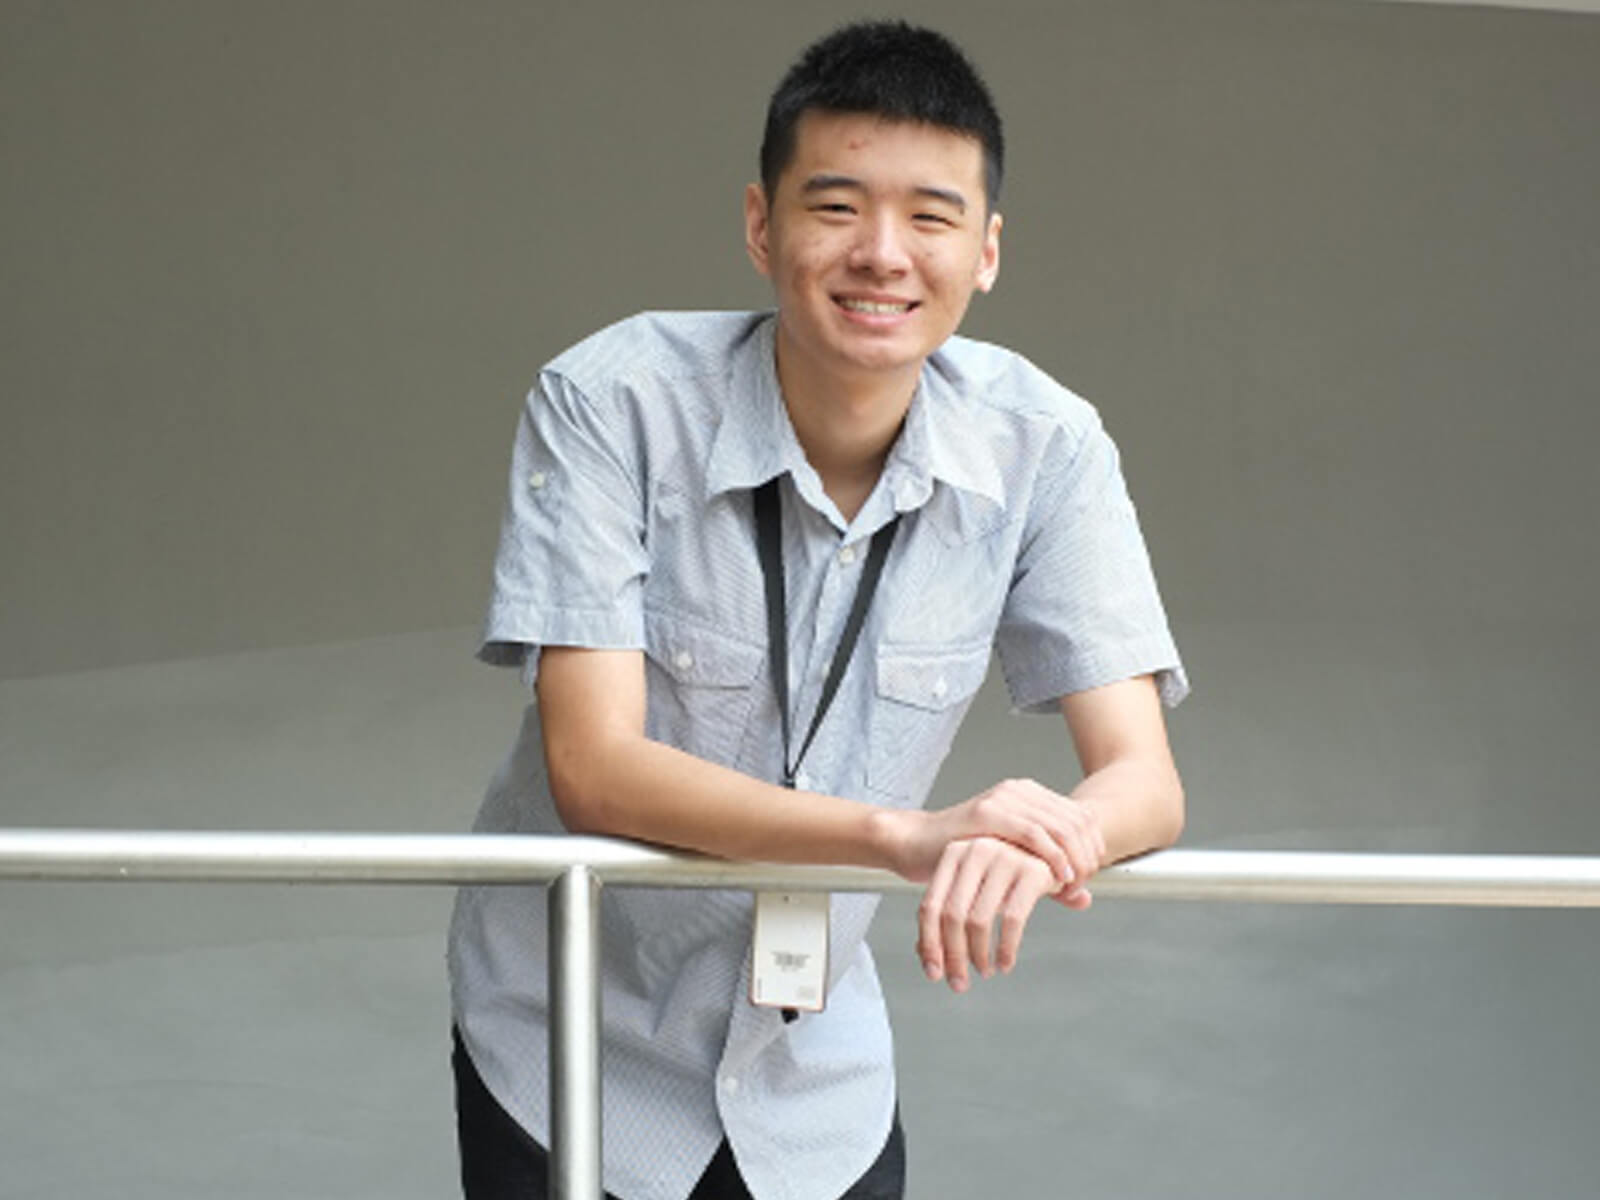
[
  {"left": 885, "top": 353, "right": 1007, "bottom": 513},
  {"left": 706, "top": 315, "right": 798, "bottom": 498},
  {"left": 706, "top": 316, "right": 1008, "bottom": 515}
]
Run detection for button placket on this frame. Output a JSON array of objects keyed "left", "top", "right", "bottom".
[{"left": 803, "top": 546, "right": 849, "bottom": 688}]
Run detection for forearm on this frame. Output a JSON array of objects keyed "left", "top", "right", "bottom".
[
  {"left": 1068, "top": 753, "right": 1184, "bottom": 865},
  {"left": 546, "top": 723, "right": 899, "bottom": 870},
  {"left": 547, "top": 721, "right": 1091, "bottom": 888},
  {"left": 536, "top": 646, "right": 1095, "bottom": 886},
  {"left": 1057, "top": 675, "right": 1185, "bottom": 868}
]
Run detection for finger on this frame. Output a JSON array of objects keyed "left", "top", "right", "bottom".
[
  {"left": 1061, "top": 823, "right": 1101, "bottom": 895},
  {"left": 965, "top": 852, "right": 1018, "bottom": 979},
  {"left": 967, "top": 787, "right": 1073, "bottom": 885},
  {"left": 1013, "top": 819, "right": 1072, "bottom": 890},
  {"left": 917, "top": 844, "right": 964, "bottom": 982},
  {"left": 1011, "top": 784, "right": 1093, "bottom": 881},
  {"left": 1070, "top": 800, "right": 1107, "bottom": 865},
  {"left": 996, "top": 861, "right": 1054, "bottom": 973},
  {"left": 1035, "top": 798, "right": 1102, "bottom": 893},
  {"left": 1045, "top": 792, "right": 1104, "bottom": 866},
  {"left": 1052, "top": 884, "right": 1093, "bottom": 912},
  {"left": 939, "top": 842, "right": 994, "bottom": 992}
]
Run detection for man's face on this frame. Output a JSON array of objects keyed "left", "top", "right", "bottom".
[{"left": 745, "top": 111, "right": 1001, "bottom": 388}]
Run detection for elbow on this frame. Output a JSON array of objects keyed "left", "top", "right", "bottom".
[
  {"left": 543, "top": 732, "right": 621, "bottom": 837},
  {"left": 551, "top": 785, "right": 607, "bottom": 836},
  {"left": 1125, "top": 758, "right": 1184, "bottom": 854},
  {"left": 1156, "top": 771, "right": 1186, "bottom": 849},
  {"left": 546, "top": 767, "right": 598, "bottom": 836}
]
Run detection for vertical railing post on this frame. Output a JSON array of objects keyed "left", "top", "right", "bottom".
[{"left": 548, "top": 864, "right": 603, "bottom": 1199}]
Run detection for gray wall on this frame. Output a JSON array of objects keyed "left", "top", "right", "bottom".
[
  {"left": 3, "top": 1, "right": 1599, "bottom": 1196},
  {"left": 5, "top": 0, "right": 1597, "bottom": 679}
]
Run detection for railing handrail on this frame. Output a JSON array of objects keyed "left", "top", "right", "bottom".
[
  {"left": 2, "top": 827, "right": 1600, "bottom": 906},
  {"left": 7, "top": 827, "right": 1600, "bottom": 1197}
]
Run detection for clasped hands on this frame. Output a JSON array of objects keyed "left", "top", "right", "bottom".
[{"left": 880, "top": 779, "right": 1105, "bottom": 994}]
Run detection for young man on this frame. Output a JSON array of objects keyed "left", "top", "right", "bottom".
[{"left": 449, "top": 21, "right": 1187, "bottom": 1200}]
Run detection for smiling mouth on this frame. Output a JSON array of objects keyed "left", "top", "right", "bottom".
[{"left": 836, "top": 297, "right": 917, "bottom": 315}]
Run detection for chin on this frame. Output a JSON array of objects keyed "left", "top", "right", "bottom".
[{"left": 830, "top": 345, "right": 927, "bottom": 378}]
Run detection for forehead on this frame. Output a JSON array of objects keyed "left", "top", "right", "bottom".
[{"left": 780, "top": 110, "right": 986, "bottom": 198}]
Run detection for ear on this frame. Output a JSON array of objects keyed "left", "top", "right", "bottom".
[
  {"left": 744, "top": 182, "right": 773, "bottom": 278},
  {"left": 974, "top": 211, "right": 1002, "bottom": 293}
]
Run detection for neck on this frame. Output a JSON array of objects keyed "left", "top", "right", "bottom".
[{"left": 775, "top": 333, "right": 919, "bottom": 523}]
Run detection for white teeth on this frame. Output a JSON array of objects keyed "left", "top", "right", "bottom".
[{"left": 839, "top": 298, "right": 911, "bottom": 314}]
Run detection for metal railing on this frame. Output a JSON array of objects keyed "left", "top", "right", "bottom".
[{"left": 4, "top": 828, "right": 1600, "bottom": 1198}]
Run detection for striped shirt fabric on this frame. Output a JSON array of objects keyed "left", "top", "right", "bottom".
[{"left": 449, "top": 311, "right": 1186, "bottom": 1200}]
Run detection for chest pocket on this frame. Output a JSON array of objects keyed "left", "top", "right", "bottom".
[
  {"left": 867, "top": 640, "right": 992, "bottom": 804},
  {"left": 643, "top": 609, "right": 764, "bottom": 768}
]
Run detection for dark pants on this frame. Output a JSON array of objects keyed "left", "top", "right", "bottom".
[{"left": 453, "top": 1029, "right": 906, "bottom": 1199}]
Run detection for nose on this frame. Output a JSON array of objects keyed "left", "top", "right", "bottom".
[{"left": 847, "top": 213, "right": 912, "bottom": 277}]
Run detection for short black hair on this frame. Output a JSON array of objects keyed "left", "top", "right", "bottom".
[{"left": 760, "top": 21, "right": 1005, "bottom": 208}]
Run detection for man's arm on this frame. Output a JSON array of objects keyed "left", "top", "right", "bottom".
[
  {"left": 535, "top": 645, "right": 1101, "bottom": 885},
  {"left": 915, "top": 674, "right": 1184, "bottom": 992},
  {"left": 1058, "top": 671, "right": 1185, "bottom": 860}
]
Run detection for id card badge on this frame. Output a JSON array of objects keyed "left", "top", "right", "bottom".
[{"left": 750, "top": 891, "right": 830, "bottom": 1012}]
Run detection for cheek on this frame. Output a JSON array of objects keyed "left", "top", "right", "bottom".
[
  {"left": 919, "top": 257, "right": 965, "bottom": 299},
  {"left": 775, "top": 252, "right": 830, "bottom": 298},
  {"left": 790, "top": 234, "right": 834, "bottom": 269},
  {"left": 779, "top": 226, "right": 846, "bottom": 269},
  {"left": 934, "top": 247, "right": 987, "bottom": 294}
]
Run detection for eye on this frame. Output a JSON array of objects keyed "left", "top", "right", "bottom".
[
  {"left": 810, "top": 202, "right": 856, "bottom": 216},
  {"left": 912, "top": 212, "right": 956, "bottom": 227}
]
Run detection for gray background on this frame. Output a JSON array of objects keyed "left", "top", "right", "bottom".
[{"left": 2, "top": 0, "right": 1597, "bottom": 1196}]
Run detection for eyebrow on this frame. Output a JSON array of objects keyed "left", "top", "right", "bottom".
[{"left": 800, "top": 174, "right": 969, "bottom": 214}]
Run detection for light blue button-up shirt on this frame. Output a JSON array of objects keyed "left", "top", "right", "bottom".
[{"left": 449, "top": 311, "right": 1186, "bottom": 1200}]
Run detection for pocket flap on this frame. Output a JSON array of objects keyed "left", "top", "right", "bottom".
[
  {"left": 644, "top": 610, "right": 764, "bottom": 688},
  {"left": 875, "top": 642, "right": 991, "bottom": 712}
]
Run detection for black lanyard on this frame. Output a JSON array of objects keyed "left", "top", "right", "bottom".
[{"left": 754, "top": 477, "right": 901, "bottom": 789}]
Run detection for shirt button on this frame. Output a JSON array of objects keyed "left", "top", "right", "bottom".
[
  {"left": 722, "top": 1076, "right": 740, "bottom": 1095},
  {"left": 527, "top": 471, "right": 548, "bottom": 490},
  {"left": 673, "top": 650, "right": 694, "bottom": 671},
  {"left": 838, "top": 545, "right": 857, "bottom": 565},
  {"left": 794, "top": 771, "right": 813, "bottom": 791},
  {"left": 932, "top": 677, "right": 949, "bottom": 701}
]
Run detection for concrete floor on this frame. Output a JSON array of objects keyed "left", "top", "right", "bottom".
[{"left": 2, "top": 621, "right": 1597, "bottom": 1197}]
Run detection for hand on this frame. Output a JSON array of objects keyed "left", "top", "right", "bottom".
[
  {"left": 884, "top": 778, "right": 1107, "bottom": 896},
  {"left": 917, "top": 836, "right": 1069, "bottom": 993}
]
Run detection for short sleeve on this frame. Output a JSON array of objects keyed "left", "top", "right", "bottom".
[
  {"left": 477, "top": 370, "right": 650, "bottom": 685},
  {"left": 994, "top": 417, "right": 1188, "bottom": 713}
]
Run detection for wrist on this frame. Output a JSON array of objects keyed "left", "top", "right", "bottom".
[
  {"left": 864, "top": 806, "right": 917, "bottom": 876},
  {"left": 1067, "top": 793, "right": 1110, "bottom": 868}
]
